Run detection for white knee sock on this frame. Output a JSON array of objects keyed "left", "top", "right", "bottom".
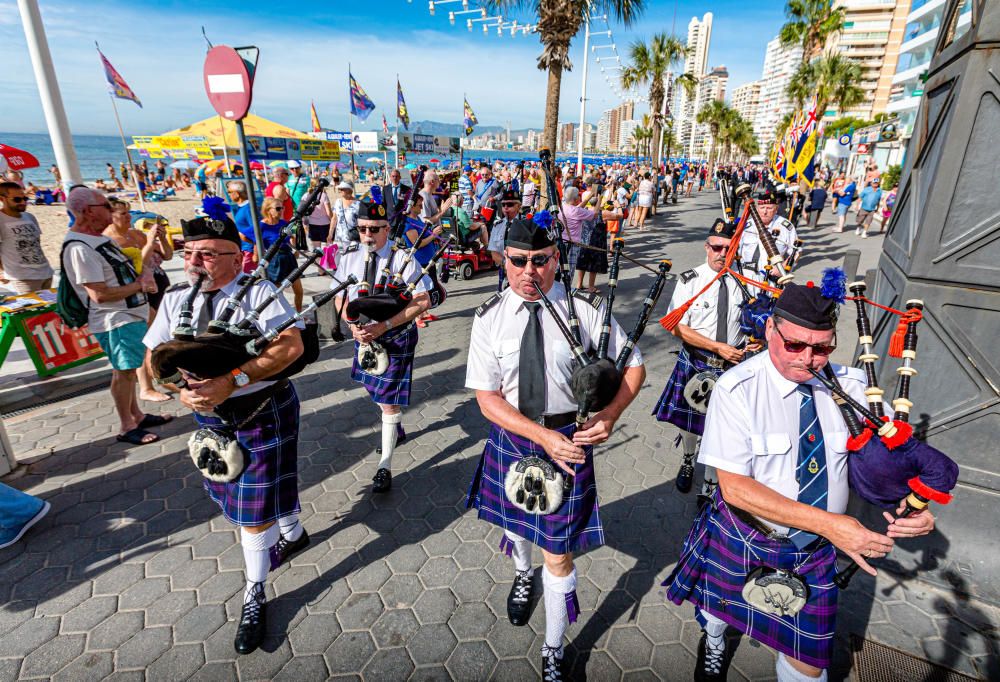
[
  {"left": 378, "top": 411, "right": 402, "bottom": 470},
  {"left": 277, "top": 514, "right": 303, "bottom": 542},
  {"left": 701, "top": 609, "right": 727, "bottom": 648},
  {"left": 542, "top": 566, "right": 578, "bottom": 650},
  {"left": 681, "top": 432, "right": 699, "bottom": 458},
  {"left": 776, "top": 653, "right": 827, "bottom": 682},
  {"left": 504, "top": 529, "right": 532, "bottom": 573},
  {"left": 241, "top": 524, "right": 279, "bottom": 603}
]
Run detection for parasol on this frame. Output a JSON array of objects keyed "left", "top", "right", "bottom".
[
  {"left": 268, "top": 160, "right": 288, "bottom": 168},
  {"left": 0, "top": 143, "right": 40, "bottom": 171},
  {"left": 365, "top": 156, "right": 382, "bottom": 163},
  {"left": 169, "top": 159, "right": 199, "bottom": 170},
  {"left": 404, "top": 162, "right": 417, "bottom": 169}
]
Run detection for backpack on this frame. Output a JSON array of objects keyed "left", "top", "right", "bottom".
[{"left": 57, "top": 238, "right": 145, "bottom": 329}]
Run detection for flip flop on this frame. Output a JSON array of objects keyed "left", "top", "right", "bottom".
[
  {"left": 116, "top": 428, "right": 159, "bottom": 445},
  {"left": 138, "top": 414, "right": 174, "bottom": 429}
]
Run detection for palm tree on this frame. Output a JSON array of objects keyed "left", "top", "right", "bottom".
[
  {"left": 728, "top": 117, "right": 759, "bottom": 161},
  {"left": 660, "top": 120, "right": 678, "bottom": 162},
  {"left": 621, "top": 32, "right": 688, "bottom": 166},
  {"left": 487, "top": 0, "right": 646, "bottom": 156},
  {"left": 779, "top": 0, "right": 846, "bottom": 65},
  {"left": 695, "top": 99, "right": 736, "bottom": 168},
  {"left": 787, "top": 54, "right": 865, "bottom": 116}
]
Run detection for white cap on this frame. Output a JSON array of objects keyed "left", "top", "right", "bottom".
[
  {"left": 337, "top": 180, "right": 354, "bottom": 190},
  {"left": 287, "top": 160, "right": 301, "bottom": 169}
]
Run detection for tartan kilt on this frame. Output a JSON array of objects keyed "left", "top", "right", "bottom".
[
  {"left": 663, "top": 488, "right": 839, "bottom": 669},
  {"left": 652, "top": 347, "right": 724, "bottom": 435},
  {"left": 195, "top": 382, "right": 301, "bottom": 527},
  {"left": 466, "top": 422, "right": 604, "bottom": 555},
  {"left": 351, "top": 322, "right": 417, "bottom": 406}
]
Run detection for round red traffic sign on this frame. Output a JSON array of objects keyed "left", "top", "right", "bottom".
[{"left": 203, "top": 46, "right": 253, "bottom": 121}]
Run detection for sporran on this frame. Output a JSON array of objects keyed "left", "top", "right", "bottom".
[
  {"left": 683, "top": 371, "right": 718, "bottom": 414},
  {"left": 504, "top": 456, "right": 567, "bottom": 515}
]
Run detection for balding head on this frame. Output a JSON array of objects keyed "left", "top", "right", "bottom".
[{"left": 67, "top": 187, "right": 111, "bottom": 235}]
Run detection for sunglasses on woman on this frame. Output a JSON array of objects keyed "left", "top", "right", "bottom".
[
  {"left": 773, "top": 323, "right": 836, "bottom": 356},
  {"left": 506, "top": 252, "right": 554, "bottom": 268}
]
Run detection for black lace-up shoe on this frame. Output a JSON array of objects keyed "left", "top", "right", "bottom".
[
  {"left": 541, "top": 644, "right": 565, "bottom": 681},
  {"left": 694, "top": 632, "right": 730, "bottom": 682},
  {"left": 676, "top": 456, "right": 696, "bottom": 493},
  {"left": 506, "top": 569, "right": 534, "bottom": 625},
  {"left": 269, "top": 529, "right": 310, "bottom": 570},
  {"left": 234, "top": 584, "right": 267, "bottom": 655},
  {"left": 372, "top": 468, "right": 392, "bottom": 493}
]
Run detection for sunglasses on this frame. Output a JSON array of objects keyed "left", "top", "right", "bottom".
[
  {"left": 358, "top": 225, "right": 385, "bottom": 234},
  {"left": 89, "top": 202, "right": 112, "bottom": 209},
  {"left": 7, "top": 197, "right": 28, "bottom": 203},
  {"left": 706, "top": 244, "right": 728, "bottom": 253},
  {"left": 183, "top": 249, "right": 238, "bottom": 261},
  {"left": 506, "top": 252, "right": 554, "bottom": 268},
  {"left": 773, "top": 323, "right": 836, "bottom": 356}
]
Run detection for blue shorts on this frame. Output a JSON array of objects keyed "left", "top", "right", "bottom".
[
  {"left": 93, "top": 320, "right": 148, "bottom": 370},
  {"left": 835, "top": 202, "right": 851, "bottom": 216}
]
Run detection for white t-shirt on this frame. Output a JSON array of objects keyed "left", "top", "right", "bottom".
[
  {"left": 0, "top": 211, "right": 53, "bottom": 281},
  {"left": 62, "top": 232, "right": 148, "bottom": 334}
]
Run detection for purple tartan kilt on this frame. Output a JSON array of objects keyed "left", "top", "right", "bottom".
[
  {"left": 195, "top": 382, "right": 301, "bottom": 527},
  {"left": 663, "top": 488, "right": 839, "bottom": 669},
  {"left": 351, "top": 323, "right": 417, "bottom": 406},
  {"left": 652, "top": 348, "right": 724, "bottom": 436},
  {"left": 465, "top": 422, "right": 604, "bottom": 555}
]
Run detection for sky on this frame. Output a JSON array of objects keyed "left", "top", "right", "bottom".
[{"left": 2, "top": 0, "right": 787, "bottom": 137}]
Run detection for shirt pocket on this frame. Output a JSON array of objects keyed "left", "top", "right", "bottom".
[
  {"left": 748, "top": 432, "right": 793, "bottom": 483},
  {"left": 495, "top": 339, "right": 521, "bottom": 376}
]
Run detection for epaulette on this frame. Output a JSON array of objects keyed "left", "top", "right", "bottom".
[
  {"left": 680, "top": 269, "right": 698, "bottom": 283},
  {"left": 572, "top": 289, "right": 603, "bottom": 310},
  {"left": 344, "top": 242, "right": 361, "bottom": 253},
  {"left": 165, "top": 282, "right": 190, "bottom": 293},
  {"left": 831, "top": 361, "right": 866, "bottom": 385},
  {"left": 475, "top": 293, "right": 503, "bottom": 318},
  {"left": 715, "top": 361, "right": 758, "bottom": 391}
]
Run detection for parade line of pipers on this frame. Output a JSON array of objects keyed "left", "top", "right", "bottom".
[{"left": 131, "top": 155, "right": 959, "bottom": 682}]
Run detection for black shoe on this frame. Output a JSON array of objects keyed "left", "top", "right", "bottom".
[
  {"left": 234, "top": 585, "right": 266, "bottom": 655},
  {"left": 676, "top": 458, "right": 695, "bottom": 494},
  {"left": 541, "top": 644, "right": 565, "bottom": 682},
  {"left": 269, "top": 529, "right": 310, "bottom": 570},
  {"left": 694, "top": 632, "right": 729, "bottom": 682},
  {"left": 506, "top": 569, "right": 533, "bottom": 626},
  {"left": 372, "top": 468, "right": 392, "bottom": 493}
]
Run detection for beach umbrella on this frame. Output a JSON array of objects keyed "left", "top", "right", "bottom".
[
  {"left": 249, "top": 161, "right": 265, "bottom": 170},
  {"left": 0, "top": 143, "right": 40, "bottom": 171},
  {"left": 365, "top": 156, "right": 381, "bottom": 163},
  {"left": 268, "top": 160, "right": 288, "bottom": 168},
  {"left": 429, "top": 158, "right": 441, "bottom": 164},
  {"left": 169, "top": 159, "right": 199, "bottom": 170},
  {"left": 404, "top": 162, "right": 417, "bottom": 170},
  {"left": 202, "top": 159, "right": 242, "bottom": 174}
]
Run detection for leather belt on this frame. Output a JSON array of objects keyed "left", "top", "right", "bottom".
[
  {"left": 533, "top": 412, "right": 577, "bottom": 430},
  {"left": 729, "top": 504, "right": 790, "bottom": 541},
  {"left": 683, "top": 344, "right": 733, "bottom": 370},
  {"left": 216, "top": 379, "right": 290, "bottom": 422}
]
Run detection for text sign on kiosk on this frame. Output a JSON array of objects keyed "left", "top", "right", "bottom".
[{"left": 203, "top": 46, "right": 254, "bottom": 121}]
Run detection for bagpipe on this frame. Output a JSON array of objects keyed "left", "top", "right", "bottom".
[
  {"left": 734, "top": 183, "right": 794, "bottom": 287},
  {"left": 806, "top": 281, "right": 959, "bottom": 588},
  {"left": 534, "top": 149, "right": 672, "bottom": 428}
]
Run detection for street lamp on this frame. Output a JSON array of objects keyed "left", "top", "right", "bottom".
[
  {"left": 449, "top": 8, "right": 483, "bottom": 24},
  {"left": 429, "top": 0, "right": 468, "bottom": 16},
  {"left": 468, "top": 14, "right": 500, "bottom": 30}
]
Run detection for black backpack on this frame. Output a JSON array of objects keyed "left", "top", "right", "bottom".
[{"left": 57, "top": 239, "right": 145, "bottom": 329}]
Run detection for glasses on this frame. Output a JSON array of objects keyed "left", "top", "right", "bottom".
[
  {"left": 506, "top": 252, "right": 554, "bottom": 268},
  {"left": 89, "top": 202, "right": 112, "bottom": 209},
  {"left": 357, "top": 225, "right": 385, "bottom": 234},
  {"left": 773, "top": 323, "right": 836, "bottom": 356},
  {"left": 7, "top": 196, "right": 28, "bottom": 203},
  {"left": 706, "top": 244, "right": 728, "bottom": 253},
  {"left": 501, "top": 201, "right": 520, "bottom": 208},
  {"left": 183, "top": 249, "right": 238, "bottom": 261}
]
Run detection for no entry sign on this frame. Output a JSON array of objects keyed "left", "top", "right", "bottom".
[{"left": 203, "top": 46, "right": 254, "bottom": 121}]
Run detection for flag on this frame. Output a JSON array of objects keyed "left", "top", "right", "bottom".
[
  {"left": 310, "top": 101, "right": 322, "bottom": 132},
  {"left": 349, "top": 72, "right": 376, "bottom": 122},
  {"left": 382, "top": 114, "right": 389, "bottom": 135},
  {"left": 97, "top": 47, "right": 141, "bottom": 107},
  {"left": 397, "top": 80, "right": 410, "bottom": 130},
  {"left": 789, "top": 97, "right": 819, "bottom": 186},
  {"left": 463, "top": 98, "right": 478, "bottom": 136}
]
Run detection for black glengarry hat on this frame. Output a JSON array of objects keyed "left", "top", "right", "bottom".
[
  {"left": 181, "top": 215, "right": 241, "bottom": 246},
  {"left": 773, "top": 269, "right": 847, "bottom": 331},
  {"left": 500, "top": 188, "right": 521, "bottom": 203},
  {"left": 753, "top": 185, "right": 778, "bottom": 203},
  {"left": 505, "top": 217, "right": 554, "bottom": 250},
  {"left": 708, "top": 218, "right": 737, "bottom": 239},
  {"left": 359, "top": 186, "right": 389, "bottom": 221}
]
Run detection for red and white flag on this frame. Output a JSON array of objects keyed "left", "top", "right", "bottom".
[{"left": 382, "top": 114, "right": 389, "bottom": 135}]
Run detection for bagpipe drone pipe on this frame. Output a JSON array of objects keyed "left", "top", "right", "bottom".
[
  {"left": 807, "top": 285, "right": 959, "bottom": 588},
  {"left": 734, "top": 182, "right": 794, "bottom": 287}
]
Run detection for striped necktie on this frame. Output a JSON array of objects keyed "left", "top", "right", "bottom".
[{"left": 788, "top": 384, "right": 827, "bottom": 549}]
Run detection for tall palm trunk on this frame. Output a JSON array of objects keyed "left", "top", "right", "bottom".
[{"left": 542, "top": 62, "right": 562, "bottom": 156}]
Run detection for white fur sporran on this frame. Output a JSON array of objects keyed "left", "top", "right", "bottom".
[
  {"left": 741, "top": 567, "right": 809, "bottom": 617},
  {"left": 504, "top": 456, "right": 565, "bottom": 515},
  {"left": 683, "top": 371, "right": 717, "bottom": 414},
  {"left": 357, "top": 341, "right": 389, "bottom": 375},
  {"left": 188, "top": 428, "right": 247, "bottom": 483}
]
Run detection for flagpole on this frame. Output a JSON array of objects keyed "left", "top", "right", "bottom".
[
  {"left": 395, "top": 75, "right": 400, "bottom": 170},
  {"left": 348, "top": 65, "right": 357, "bottom": 179},
  {"left": 108, "top": 93, "right": 146, "bottom": 211}
]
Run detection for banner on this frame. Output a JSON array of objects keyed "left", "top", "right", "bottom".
[
  {"left": 351, "top": 131, "right": 379, "bottom": 153},
  {"left": 397, "top": 80, "right": 410, "bottom": 129},
  {"left": 463, "top": 98, "right": 478, "bottom": 136},
  {"left": 310, "top": 101, "right": 322, "bottom": 132},
  {"left": 97, "top": 47, "right": 142, "bottom": 107}
]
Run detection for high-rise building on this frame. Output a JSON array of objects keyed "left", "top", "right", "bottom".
[
  {"left": 731, "top": 80, "right": 762, "bottom": 124},
  {"left": 618, "top": 119, "right": 639, "bottom": 153},
  {"left": 608, "top": 100, "right": 636, "bottom": 152},
  {"left": 825, "top": 0, "right": 912, "bottom": 120},
  {"left": 677, "top": 13, "right": 713, "bottom": 157},
  {"left": 596, "top": 109, "right": 613, "bottom": 151},
  {"left": 690, "top": 66, "right": 729, "bottom": 160},
  {"left": 753, "top": 35, "right": 803, "bottom": 152},
  {"left": 558, "top": 122, "right": 576, "bottom": 152},
  {"left": 887, "top": 0, "right": 974, "bottom": 141}
]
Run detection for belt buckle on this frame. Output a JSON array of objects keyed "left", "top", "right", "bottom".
[{"left": 707, "top": 357, "right": 724, "bottom": 369}]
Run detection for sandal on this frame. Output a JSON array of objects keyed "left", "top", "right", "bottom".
[
  {"left": 116, "top": 428, "right": 159, "bottom": 445},
  {"left": 138, "top": 414, "right": 174, "bottom": 429}
]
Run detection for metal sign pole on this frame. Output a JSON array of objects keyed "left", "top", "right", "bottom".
[{"left": 235, "top": 120, "right": 263, "bottom": 254}]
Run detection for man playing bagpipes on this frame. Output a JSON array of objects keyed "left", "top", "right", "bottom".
[
  {"left": 465, "top": 218, "right": 645, "bottom": 681},
  {"left": 653, "top": 218, "right": 762, "bottom": 495},
  {"left": 334, "top": 192, "right": 433, "bottom": 494},
  {"left": 142, "top": 215, "right": 308, "bottom": 656},
  {"left": 738, "top": 185, "right": 799, "bottom": 282},
  {"left": 662, "top": 280, "right": 937, "bottom": 682}
]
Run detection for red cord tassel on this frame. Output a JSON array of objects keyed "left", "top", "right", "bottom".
[
  {"left": 660, "top": 304, "right": 691, "bottom": 332},
  {"left": 888, "top": 318, "right": 908, "bottom": 358}
]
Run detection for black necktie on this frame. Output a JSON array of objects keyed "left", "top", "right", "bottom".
[
  {"left": 716, "top": 275, "right": 729, "bottom": 345},
  {"left": 392, "top": 185, "right": 399, "bottom": 206},
  {"left": 197, "top": 290, "right": 220, "bottom": 334},
  {"left": 518, "top": 301, "right": 545, "bottom": 420},
  {"left": 363, "top": 253, "right": 378, "bottom": 289}
]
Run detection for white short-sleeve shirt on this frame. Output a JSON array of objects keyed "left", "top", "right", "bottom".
[
  {"left": 698, "top": 352, "right": 868, "bottom": 534},
  {"left": 465, "top": 281, "right": 643, "bottom": 414},
  {"left": 334, "top": 240, "right": 431, "bottom": 301},
  {"left": 668, "top": 262, "right": 745, "bottom": 347},
  {"left": 738, "top": 216, "right": 797, "bottom": 275}
]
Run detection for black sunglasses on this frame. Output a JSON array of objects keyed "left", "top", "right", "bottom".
[
  {"left": 773, "top": 323, "right": 836, "bottom": 356},
  {"left": 706, "top": 243, "right": 727, "bottom": 253},
  {"left": 506, "top": 252, "right": 554, "bottom": 268}
]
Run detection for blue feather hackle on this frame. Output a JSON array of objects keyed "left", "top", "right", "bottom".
[
  {"left": 369, "top": 184, "right": 383, "bottom": 205},
  {"left": 821, "top": 267, "right": 847, "bottom": 304},
  {"left": 532, "top": 211, "right": 553, "bottom": 230},
  {"left": 201, "top": 196, "right": 231, "bottom": 221}
]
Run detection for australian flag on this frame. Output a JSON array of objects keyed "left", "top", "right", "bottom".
[{"left": 349, "top": 72, "right": 376, "bottom": 122}]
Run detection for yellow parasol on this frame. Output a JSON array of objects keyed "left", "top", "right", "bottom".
[{"left": 158, "top": 113, "right": 312, "bottom": 149}]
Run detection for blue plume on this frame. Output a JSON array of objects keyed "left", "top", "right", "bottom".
[
  {"left": 821, "top": 267, "right": 847, "bottom": 304},
  {"left": 532, "top": 210, "right": 553, "bottom": 230},
  {"left": 201, "top": 196, "right": 231, "bottom": 221},
  {"left": 369, "top": 184, "right": 383, "bottom": 205}
]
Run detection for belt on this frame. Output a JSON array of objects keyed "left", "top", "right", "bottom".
[
  {"left": 216, "top": 379, "right": 290, "bottom": 423},
  {"left": 729, "top": 504, "right": 789, "bottom": 541},
  {"left": 529, "top": 411, "right": 576, "bottom": 429},
  {"left": 683, "top": 344, "right": 733, "bottom": 370}
]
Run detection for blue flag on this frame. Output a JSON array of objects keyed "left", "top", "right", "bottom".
[{"left": 349, "top": 72, "right": 376, "bottom": 122}]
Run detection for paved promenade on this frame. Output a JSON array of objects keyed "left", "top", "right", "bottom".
[{"left": 1, "top": 193, "right": 995, "bottom": 680}]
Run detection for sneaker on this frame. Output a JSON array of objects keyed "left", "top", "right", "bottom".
[
  {"left": 855, "top": 227, "right": 862, "bottom": 236},
  {"left": 269, "top": 529, "right": 311, "bottom": 570},
  {"left": 372, "top": 468, "right": 392, "bottom": 493},
  {"left": 0, "top": 500, "right": 50, "bottom": 550},
  {"left": 675, "top": 457, "right": 695, "bottom": 494},
  {"left": 694, "top": 632, "right": 730, "bottom": 682},
  {"left": 861, "top": 231, "right": 868, "bottom": 239},
  {"left": 541, "top": 644, "right": 565, "bottom": 682},
  {"left": 234, "top": 584, "right": 267, "bottom": 655},
  {"left": 506, "top": 569, "right": 534, "bottom": 626}
]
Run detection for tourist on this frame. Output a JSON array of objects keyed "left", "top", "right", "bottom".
[
  {"left": 266, "top": 166, "right": 294, "bottom": 221},
  {"left": 332, "top": 179, "right": 360, "bottom": 245},
  {"left": 855, "top": 178, "right": 882, "bottom": 239},
  {"left": 0, "top": 181, "right": 53, "bottom": 294},
  {"left": 304, "top": 177, "right": 333, "bottom": 251}
]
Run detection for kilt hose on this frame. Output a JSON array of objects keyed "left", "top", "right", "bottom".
[
  {"left": 466, "top": 422, "right": 603, "bottom": 555},
  {"left": 663, "top": 487, "right": 839, "bottom": 669},
  {"left": 195, "top": 381, "right": 301, "bottom": 527},
  {"left": 351, "top": 322, "right": 417, "bottom": 406}
]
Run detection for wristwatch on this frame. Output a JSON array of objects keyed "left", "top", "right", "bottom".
[{"left": 230, "top": 369, "right": 250, "bottom": 388}]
